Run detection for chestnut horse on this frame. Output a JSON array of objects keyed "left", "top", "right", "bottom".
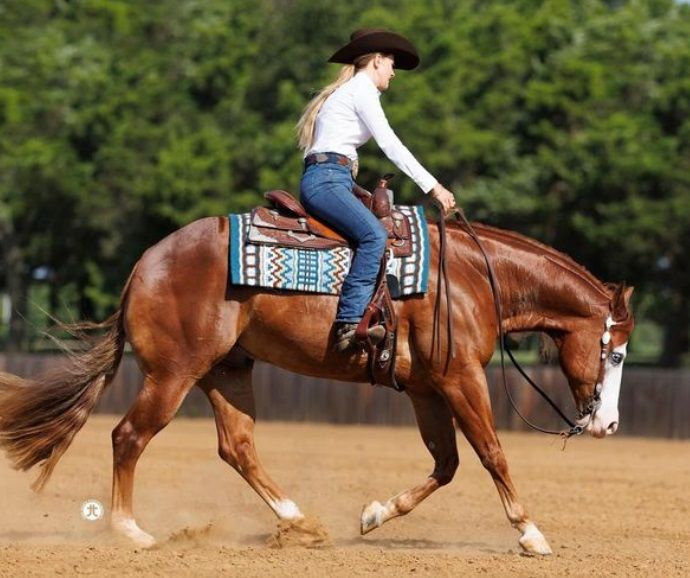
[{"left": 0, "top": 215, "right": 634, "bottom": 555}]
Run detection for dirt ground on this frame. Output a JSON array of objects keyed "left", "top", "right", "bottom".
[{"left": 0, "top": 415, "right": 688, "bottom": 577}]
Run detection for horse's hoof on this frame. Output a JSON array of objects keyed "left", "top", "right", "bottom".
[
  {"left": 518, "top": 523, "right": 552, "bottom": 556},
  {"left": 112, "top": 517, "right": 157, "bottom": 549},
  {"left": 360, "top": 500, "right": 385, "bottom": 535}
]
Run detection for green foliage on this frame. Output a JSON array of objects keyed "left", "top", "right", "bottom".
[{"left": 0, "top": 0, "right": 688, "bottom": 363}]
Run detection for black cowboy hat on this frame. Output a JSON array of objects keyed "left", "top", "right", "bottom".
[{"left": 328, "top": 28, "right": 420, "bottom": 70}]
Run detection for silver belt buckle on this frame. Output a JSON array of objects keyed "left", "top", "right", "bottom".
[{"left": 350, "top": 158, "right": 359, "bottom": 178}]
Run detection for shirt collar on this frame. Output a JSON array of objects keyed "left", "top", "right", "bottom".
[{"left": 355, "top": 71, "right": 381, "bottom": 96}]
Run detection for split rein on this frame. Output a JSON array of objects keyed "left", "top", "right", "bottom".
[{"left": 433, "top": 207, "right": 588, "bottom": 440}]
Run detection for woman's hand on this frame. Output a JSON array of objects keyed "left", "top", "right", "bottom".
[{"left": 429, "top": 183, "right": 457, "bottom": 215}]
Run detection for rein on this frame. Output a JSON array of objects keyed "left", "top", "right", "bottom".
[
  {"left": 435, "top": 207, "right": 589, "bottom": 438},
  {"left": 433, "top": 214, "right": 456, "bottom": 370}
]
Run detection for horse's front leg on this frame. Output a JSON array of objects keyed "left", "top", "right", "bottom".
[
  {"left": 439, "top": 365, "right": 553, "bottom": 555},
  {"left": 361, "top": 390, "right": 458, "bottom": 534}
]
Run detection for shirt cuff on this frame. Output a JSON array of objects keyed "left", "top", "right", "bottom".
[{"left": 419, "top": 175, "right": 438, "bottom": 194}]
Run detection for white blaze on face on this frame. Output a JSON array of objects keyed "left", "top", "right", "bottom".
[{"left": 589, "top": 342, "right": 628, "bottom": 437}]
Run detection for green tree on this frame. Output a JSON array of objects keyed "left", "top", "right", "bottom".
[{"left": 1, "top": 0, "right": 688, "bottom": 364}]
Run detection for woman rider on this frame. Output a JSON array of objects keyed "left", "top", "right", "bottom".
[{"left": 297, "top": 29, "right": 456, "bottom": 352}]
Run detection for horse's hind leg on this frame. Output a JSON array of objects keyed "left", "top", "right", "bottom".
[
  {"left": 198, "top": 361, "right": 304, "bottom": 522},
  {"left": 111, "top": 372, "right": 196, "bottom": 547},
  {"left": 361, "top": 390, "right": 459, "bottom": 534},
  {"left": 439, "top": 365, "right": 552, "bottom": 555}
]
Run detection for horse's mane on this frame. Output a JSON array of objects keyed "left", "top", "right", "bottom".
[{"left": 445, "top": 220, "right": 612, "bottom": 302}]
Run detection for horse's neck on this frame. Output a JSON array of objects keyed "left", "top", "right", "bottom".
[
  {"left": 501, "top": 253, "right": 609, "bottom": 333},
  {"left": 457, "top": 226, "right": 611, "bottom": 334}
]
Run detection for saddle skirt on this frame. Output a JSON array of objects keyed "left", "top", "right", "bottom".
[{"left": 247, "top": 189, "right": 413, "bottom": 257}]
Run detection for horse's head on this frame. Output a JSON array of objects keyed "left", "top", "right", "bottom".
[{"left": 554, "top": 284, "right": 635, "bottom": 438}]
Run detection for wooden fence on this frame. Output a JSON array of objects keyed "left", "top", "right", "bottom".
[{"left": 1, "top": 353, "right": 688, "bottom": 438}]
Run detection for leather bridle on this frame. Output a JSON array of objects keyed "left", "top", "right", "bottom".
[{"left": 434, "top": 207, "right": 616, "bottom": 439}]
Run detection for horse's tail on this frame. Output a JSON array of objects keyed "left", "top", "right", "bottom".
[{"left": 0, "top": 263, "right": 138, "bottom": 492}]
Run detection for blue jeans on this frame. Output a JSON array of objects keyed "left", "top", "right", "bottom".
[{"left": 300, "top": 162, "right": 387, "bottom": 323}]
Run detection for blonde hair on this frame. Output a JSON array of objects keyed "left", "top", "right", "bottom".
[{"left": 297, "top": 54, "right": 378, "bottom": 151}]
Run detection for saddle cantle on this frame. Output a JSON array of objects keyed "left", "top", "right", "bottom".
[{"left": 247, "top": 179, "right": 413, "bottom": 257}]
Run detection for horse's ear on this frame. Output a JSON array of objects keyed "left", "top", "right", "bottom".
[{"left": 611, "top": 284, "right": 634, "bottom": 320}]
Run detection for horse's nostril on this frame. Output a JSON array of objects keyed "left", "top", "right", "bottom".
[{"left": 607, "top": 421, "right": 618, "bottom": 434}]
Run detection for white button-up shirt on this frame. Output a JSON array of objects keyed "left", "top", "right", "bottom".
[{"left": 306, "top": 72, "right": 438, "bottom": 193}]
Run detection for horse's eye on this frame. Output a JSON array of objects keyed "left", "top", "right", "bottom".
[{"left": 610, "top": 351, "right": 624, "bottom": 365}]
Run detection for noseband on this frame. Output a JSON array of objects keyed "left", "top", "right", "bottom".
[{"left": 446, "top": 208, "right": 616, "bottom": 439}]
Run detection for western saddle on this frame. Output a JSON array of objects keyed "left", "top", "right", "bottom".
[
  {"left": 248, "top": 176, "right": 412, "bottom": 256},
  {"left": 246, "top": 175, "right": 407, "bottom": 391}
]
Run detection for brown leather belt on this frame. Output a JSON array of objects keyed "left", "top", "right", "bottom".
[{"left": 304, "top": 152, "right": 352, "bottom": 169}]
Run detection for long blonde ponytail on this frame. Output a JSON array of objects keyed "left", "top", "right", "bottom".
[{"left": 296, "top": 54, "right": 377, "bottom": 152}]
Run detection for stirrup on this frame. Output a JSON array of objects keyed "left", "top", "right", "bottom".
[{"left": 333, "top": 323, "right": 385, "bottom": 353}]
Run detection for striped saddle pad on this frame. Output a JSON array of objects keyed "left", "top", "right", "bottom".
[{"left": 228, "top": 205, "right": 430, "bottom": 298}]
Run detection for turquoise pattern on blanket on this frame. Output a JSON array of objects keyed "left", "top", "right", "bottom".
[{"left": 228, "top": 204, "right": 429, "bottom": 297}]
